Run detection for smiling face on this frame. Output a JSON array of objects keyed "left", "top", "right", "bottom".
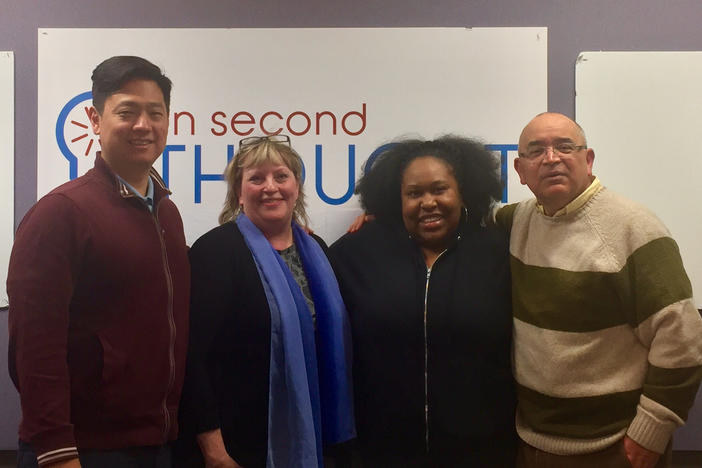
[
  {"left": 88, "top": 78, "right": 168, "bottom": 177},
  {"left": 401, "top": 156, "right": 462, "bottom": 254},
  {"left": 514, "top": 113, "right": 595, "bottom": 215},
  {"left": 239, "top": 161, "right": 300, "bottom": 236}
]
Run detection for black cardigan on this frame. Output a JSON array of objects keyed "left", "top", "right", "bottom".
[
  {"left": 174, "top": 222, "right": 328, "bottom": 468},
  {"left": 329, "top": 220, "right": 516, "bottom": 460}
]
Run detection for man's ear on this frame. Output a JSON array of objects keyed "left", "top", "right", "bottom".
[
  {"left": 88, "top": 106, "right": 101, "bottom": 135},
  {"left": 513, "top": 157, "right": 528, "bottom": 185},
  {"left": 586, "top": 148, "right": 595, "bottom": 176}
]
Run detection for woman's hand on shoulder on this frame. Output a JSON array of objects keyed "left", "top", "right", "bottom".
[{"left": 347, "top": 213, "right": 375, "bottom": 233}]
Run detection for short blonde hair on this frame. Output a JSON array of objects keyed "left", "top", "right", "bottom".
[{"left": 219, "top": 138, "right": 309, "bottom": 227}]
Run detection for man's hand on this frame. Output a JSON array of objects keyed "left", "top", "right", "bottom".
[
  {"left": 623, "top": 436, "right": 660, "bottom": 468},
  {"left": 47, "top": 458, "right": 81, "bottom": 468}
]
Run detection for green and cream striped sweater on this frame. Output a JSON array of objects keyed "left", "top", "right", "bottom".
[{"left": 497, "top": 183, "right": 702, "bottom": 455}]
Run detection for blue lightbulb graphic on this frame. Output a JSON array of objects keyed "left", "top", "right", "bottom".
[{"left": 55, "top": 91, "right": 94, "bottom": 180}]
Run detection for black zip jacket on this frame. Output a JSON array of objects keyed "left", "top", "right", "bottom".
[{"left": 329, "top": 220, "right": 515, "bottom": 464}]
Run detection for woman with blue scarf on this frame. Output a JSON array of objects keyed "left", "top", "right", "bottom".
[{"left": 173, "top": 135, "right": 355, "bottom": 468}]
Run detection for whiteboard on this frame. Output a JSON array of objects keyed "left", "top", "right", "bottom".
[
  {"left": 576, "top": 51, "right": 702, "bottom": 307},
  {"left": 0, "top": 52, "right": 13, "bottom": 308}
]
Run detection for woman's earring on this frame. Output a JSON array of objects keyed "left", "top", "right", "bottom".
[{"left": 463, "top": 206, "right": 468, "bottom": 219}]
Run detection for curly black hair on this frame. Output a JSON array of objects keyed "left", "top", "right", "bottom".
[{"left": 356, "top": 135, "right": 503, "bottom": 226}]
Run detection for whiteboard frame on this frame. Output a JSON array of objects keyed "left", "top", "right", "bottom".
[{"left": 0, "top": 52, "right": 14, "bottom": 308}]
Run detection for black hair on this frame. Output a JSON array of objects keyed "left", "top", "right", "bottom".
[
  {"left": 91, "top": 56, "right": 172, "bottom": 113},
  {"left": 356, "top": 135, "right": 503, "bottom": 226}
]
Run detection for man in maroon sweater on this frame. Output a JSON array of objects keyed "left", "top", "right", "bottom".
[{"left": 8, "top": 56, "right": 190, "bottom": 468}]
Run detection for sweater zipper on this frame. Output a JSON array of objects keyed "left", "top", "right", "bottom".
[
  {"left": 423, "top": 249, "right": 447, "bottom": 454},
  {"left": 152, "top": 207, "right": 176, "bottom": 441}
]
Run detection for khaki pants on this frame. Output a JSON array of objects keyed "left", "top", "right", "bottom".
[{"left": 516, "top": 439, "right": 672, "bottom": 468}]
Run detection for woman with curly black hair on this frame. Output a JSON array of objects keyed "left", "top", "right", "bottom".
[{"left": 329, "top": 135, "right": 516, "bottom": 467}]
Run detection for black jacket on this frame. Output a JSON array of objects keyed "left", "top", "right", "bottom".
[
  {"left": 174, "top": 221, "right": 330, "bottom": 468},
  {"left": 329, "top": 220, "right": 515, "bottom": 460}
]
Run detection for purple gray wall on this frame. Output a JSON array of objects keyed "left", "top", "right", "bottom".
[{"left": 2, "top": 0, "right": 702, "bottom": 450}]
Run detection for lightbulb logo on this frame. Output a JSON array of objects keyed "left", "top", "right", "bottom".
[{"left": 55, "top": 91, "right": 99, "bottom": 180}]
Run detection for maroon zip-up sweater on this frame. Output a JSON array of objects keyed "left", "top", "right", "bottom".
[{"left": 7, "top": 155, "right": 190, "bottom": 466}]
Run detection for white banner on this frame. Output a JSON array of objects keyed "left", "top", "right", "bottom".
[
  {"left": 1, "top": 51, "right": 13, "bottom": 308},
  {"left": 38, "top": 28, "right": 546, "bottom": 244}
]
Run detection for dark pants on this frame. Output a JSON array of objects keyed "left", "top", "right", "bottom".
[
  {"left": 18, "top": 440, "right": 172, "bottom": 468},
  {"left": 360, "top": 432, "right": 518, "bottom": 468},
  {"left": 516, "top": 438, "right": 672, "bottom": 468}
]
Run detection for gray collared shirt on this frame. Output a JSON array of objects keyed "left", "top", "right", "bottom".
[{"left": 117, "top": 175, "right": 155, "bottom": 212}]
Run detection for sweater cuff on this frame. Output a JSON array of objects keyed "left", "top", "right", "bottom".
[
  {"left": 26, "top": 424, "right": 78, "bottom": 467},
  {"left": 37, "top": 447, "right": 79, "bottom": 467},
  {"left": 626, "top": 405, "right": 676, "bottom": 454}
]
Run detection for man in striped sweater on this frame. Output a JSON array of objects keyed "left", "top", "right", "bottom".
[{"left": 497, "top": 112, "right": 702, "bottom": 468}]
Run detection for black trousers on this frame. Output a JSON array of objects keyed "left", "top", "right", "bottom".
[
  {"left": 359, "top": 432, "right": 518, "bottom": 468},
  {"left": 18, "top": 440, "right": 172, "bottom": 468}
]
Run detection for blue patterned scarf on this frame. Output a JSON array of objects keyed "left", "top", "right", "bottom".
[{"left": 236, "top": 214, "right": 355, "bottom": 468}]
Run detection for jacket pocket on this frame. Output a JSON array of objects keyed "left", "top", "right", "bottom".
[
  {"left": 67, "top": 332, "right": 102, "bottom": 400},
  {"left": 96, "top": 333, "right": 129, "bottom": 410}
]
